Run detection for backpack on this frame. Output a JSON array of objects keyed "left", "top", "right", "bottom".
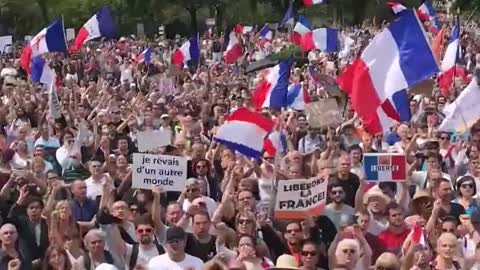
[
  {"left": 129, "top": 237, "right": 165, "bottom": 269},
  {"left": 84, "top": 250, "right": 114, "bottom": 270}
]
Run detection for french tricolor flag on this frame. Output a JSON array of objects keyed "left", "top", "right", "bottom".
[
  {"left": 234, "top": 24, "right": 254, "bottom": 34},
  {"left": 259, "top": 25, "right": 273, "bottom": 40},
  {"left": 300, "top": 28, "right": 338, "bottom": 52},
  {"left": 337, "top": 10, "right": 439, "bottom": 134},
  {"left": 172, "top": 36, "right": 200, "bottom": 67},
  {"left": 287, "top": 83, "right": 311, "bottom": 111},
  {"left": 417, "top": 1, "right": 441, "bottom": 32},
  {"left": 252, "top": 60, "right": 292, "bottom": 109},
  {"left": 441, "top": 23, "right": 459, "bottom": 72},
  {"left": 20, "top": 18, "right": 67, "bottom": 74},
  {"left": 135, "top": 48, "right": 152, "bottom": 64},
  {"left": 291, "top": 16, "right": 311, "bottom": 45},
  {"left": 387, "top": 2, "right": 407, "bottom": 14},
  {"left": 364, "top": 154, "right": 406, "bottom": 181},
  {"left": 264, "top": 130, "right": 288, "bottom": 156},
  {"left": 224, "top": 31, "right": 243, "bottom": 64},
  {"left": 70, "top": 5, "right": 116, "bottom": 53},
  {"left": 279, "top": 2, "right": 294, "bottom": 28},
  {"left": 214, "top": 108, "right": 274, "bottom": 159},
  {"left": 30, "top": 56, "right": 60, "bottom": 88},
  {"left": 303, "top": 0, "right": 326, "bottom": 6}
]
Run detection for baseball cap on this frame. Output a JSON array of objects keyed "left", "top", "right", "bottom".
[{"left": 166, "top": 226, "right": 186, "bottom": 242}]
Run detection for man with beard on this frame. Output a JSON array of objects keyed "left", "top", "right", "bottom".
[
  {"left": 377, "top": 202, "right": 410, "bottom": 255},
  {"left": 324, "top": 182, "right": 355, "bottom": 229},
  {"left": 125, "top": 215, "right": 165, "bottom": 269}
]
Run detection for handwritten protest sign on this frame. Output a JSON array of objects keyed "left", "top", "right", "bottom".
[
  {"left": 137, "top": 130, "right": 172, "bottom": 152},
  {"left": 159, "top": 77, "right": 175, "bottom": 95},
  {"left": 274, "top": 177, "right": 328, "bottom": 219},
  {"left": 363, "top": 153, "right": 406, "bottom": 182},
  {"left": 132, "top": 153, "right": 187, "bottom": 191},
  {"left": 305, "top": 99, "right": 342, "bottom": 128}
]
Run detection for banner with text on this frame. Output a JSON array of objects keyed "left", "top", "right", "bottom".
[
  {"left": 132, "top": 153, "right": 187, "bottom": 191},
  {"left": 274, "top": 177, "right": 328, "bottom": 219},
  {"left": 137, "top": 130, "right": 172, "bottom": 152},
  {"left": 363, "top": 153, "right": 406, "bottom": 182}
]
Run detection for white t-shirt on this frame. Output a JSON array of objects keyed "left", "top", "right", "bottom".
[
  {"left": 323, "top": 203, "right": 355, "bottom": 229},
  {"left": 147, "top": 254, "right": 203, "bottom": 270},
  {"left": 126, "top": 243, "right": 162, "bottom": 267},
  {"left": 85, "top": 175, "right": 107, "bottom": 200}
]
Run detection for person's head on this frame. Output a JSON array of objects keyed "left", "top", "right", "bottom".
[
  {"left": 61, "top": 131, "right": 74, "bottom": 146},
  {"left": 356, "top": 210, "right": 370, "bottom": 232},
  {"left": 192, "top": 211, "right": 211, "bottom": 238},
  {"left": 440, "top": 216, "right": 458, "bottom": 235},
  {"left": 425, "top": 152, "right": 442, "bottom": 170},
  {"left": 26, "top": 197, "right": 44, "bottom": 222},
  {"left": 456, "top": 175, "right": 476, "bottom": 198},
  {"left": 194, "top": 159, "right": 209, "bottom": 177},
  {"left": 54, "top": 200, "right": 72, "bottom": 221},
  {"left": 361, "top": 132, "right": 373, "bottom": 150},
  {"left": 412, "top": 242, "right": 433, "bottom": 268},
  {"left": 301, "top": 241, "right": 319, "bottom": 269},
  {"left": 185, "top": 178, "right": 201, "bottom": 201},
  {"left": 385, "top": 202, "right": 404, "bottom": 228},
  {"left": 337, "top": 154, "right": 351, "bottom": 176},
  {"left": 329, "top": 182, "right": 346, "bottom": 205},
  {"left": 135, "top": 215, "right": 155, "bottom": 245},
  {"left": 397, "top": 124, "right": 410, "bottom": 140},
  {"left": 34, "top": 145, "right": 46, "bottom": 158},
  {"left": 0, "top": 223, "right": 17, "bottom": 247},
  {"left": 116, "top": 155, "right": 128, "bottom": 168},
  {"left": 116, "top": 136, "right": 129, "bottom": 151},
  {"left": 84, "top": 229, "right": 106, "bottom": 255},
  {"left": 237, "top": 190, "right": 255, "bottom": 211},
  {"left": 165, "top": 202, "right": 183, "bottom": 224},
  {"left": 111, "top": 200, "right": 129, "bottom": 220},
  {"left": 284, "top": 221, "right": 303, "bottom": 245},
  {"left": 335, "top": 238, "right": 360, "bottom": 268},
  {"left": 286, "top": 151, "right": 303, "bottom": 166},
  {"left": 31, "top": 156, "right": 46, "bottom": 174},
  {"left": 434, "top": 179, "right": 452, "bottom": 202},
  {"left": 437, "top": 132, "right": 451, "bottom": 145},
  {"left": 365, "top": 186, "right": 389, "bottom": 215},
  {"left": 236, "top": 211, "right": 256, "bottom": 236},
  {"left": 348, "top": 145, "right": 363, "bottom": 165},
  {"left": 436, "top": 232, "right": 457, "bottom": 260},
  {"left": 165, "top": 226, "right": 186, "bottom": 258},
  {"left": 374, "top": 252, "right": 400, "bottom": 270},
  {"left": 469, "top": 155, "right": 480, "bottom": 173},
  {"left": 42, "top": 245, "right": 72, "bottom": 270},
  {"left": 297, "top": 114, "right": 307, "bottom": 129},
  {"left": 88, "top": 160, "right": 103, "bottom": 176},
  {"left": 71, "top": 180, "right": 87, "bottom": 200}
]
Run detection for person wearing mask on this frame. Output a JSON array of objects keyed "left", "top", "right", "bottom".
[
  {"left": 7, "top": 186, "right": 48, "bottom": 267},
  {"left": 147, "top": 226, "right": 203, "bottom": 270},
  {"left": 377, "top": 202, "right": 410, "bottom": 255},
  {"left": 0, "top": 224, "right": 32, "bottom": 270},
  {"left": 324, "top": 182, "right": 355, "bottom": 229}
]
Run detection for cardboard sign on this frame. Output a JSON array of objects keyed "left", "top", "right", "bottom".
[
  {"left": 274, "top": 177, "right": 328, "bottom": 219},
  {"left": 132, "top": 153, "right": 187, "bottom": 191},
  {"left": 0, "top": 36, "right": 12, "bottom": 53},
  {"left": 159, "top": 77, "right": 175, "bottom": 95},
  {"left": 66, "top": 28, "right": 76, "bottom": 41},
  {"left": 137, "top": 130, "right": 172, "bottom": 152},
  {"left": 305, "top": 99, "right": 342, "bottom": 128},
  {"left": 363, "top": 153, "right": 407, "bottom": 182},
  {"left": 410, "top": 79, "right": 434, "bottom": 97}
]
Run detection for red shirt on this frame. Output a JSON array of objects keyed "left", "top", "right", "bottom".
[{"left": 378, "top": 228, "right": 410, "bottom": 254}]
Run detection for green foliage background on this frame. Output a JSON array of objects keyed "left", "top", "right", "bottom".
[{"left": 0, "top": 0, "right": 468, "bottom": 38}]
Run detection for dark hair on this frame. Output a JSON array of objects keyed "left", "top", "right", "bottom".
[
  {"left": 328, "top": 181, "right": 344, "bottom": 191},
  {"left": 379, "top": 182, "right": 397, "bottom": 194},
  {"left": 385, "top": 202, "right": 402, "bottom": 216},
  {"left": 192, "top": 211, "right": 211, "bottom": 223},
  {"left": 42, "top": 245, "right": 72, "bottom": 270},
  {"left": 440, "top": 215, "right": 458, "bottom": 225},
  {"left": 348, "top": 144, "right": 362, "bottom": 153},
  {"left": 26, "top": 196, "right": 44, "bottom": 209},
  {"left": 134, "top": 213, "right": 154, "bottom": 228},
  {"left": 425, "top": 151, "right": 442, "bottom": 163},
  {"left": 302, "top": 240, "right": 318, "bottom": 251},
  {"left": 456, "top": 176, "right": 477, "bottom": 196}
]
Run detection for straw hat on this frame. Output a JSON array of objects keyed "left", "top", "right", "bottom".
[
  {"left": 363, "top": 185, "right": 391, "bottom": 205},
  {"left": 267, "top": 254, "right": 299, "bottom": 270}
]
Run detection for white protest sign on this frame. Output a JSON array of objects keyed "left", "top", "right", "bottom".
[
  {"left": 158, "top": 77, "right": 175, "bottom": 95},
  {"left": 137, "top": 130, "right": 172, "bottom": 152},
  {"left": 132, "top": 153, "right": 187, "bottom": 191},
  {"left": 66, "top": 28, "right": 76, "bottom": 41},
  {"left": 24, "top": 35, "right": 33, "bottom": 42},
  {"left": 0, "top": 36, "right": 12, "bottom": 53},
  {"left": 274, "top": 177, "right": 328, "bottom": 219}
]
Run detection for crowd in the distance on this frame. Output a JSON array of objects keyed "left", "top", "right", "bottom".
[{"left": 1, "top": 11, "right": 480, "bottom": 270}]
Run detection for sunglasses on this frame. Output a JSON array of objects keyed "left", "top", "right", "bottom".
[
  {"left": 342, "top": 249, "right": 356, "bottom": 255},
  {"left": 461, "top": 183, "right": 474, "bottom": 189},
  {"left": 331, "top": 190, "right": 344, "bottom": 195},
  {"left": 238, "top": 219, "right": 253, "bottom": 225},
  {"left": 442, "top": 228, "right": 455, "bottom": 233},
  {"left": 301, "top": 251, "right": 317, "bottom": 257},
  {"left": 186, "top": 188, "right": 199, "bottom": 193},
  {"left": 137, "top": 228, "right": 153, "bottom": 234}
]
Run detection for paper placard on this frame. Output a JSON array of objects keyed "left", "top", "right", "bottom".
[
  {"left": 305, "top": 99, "right": 342, "bottom": 128},
  {"left": 0, "top": 36, "right": 12, "bottom": 53},
  {"left": 363, "top": 153, "right": 407, "bottom": 182},
  {"left": 132, "top": 153, "right": 187, "bottom": 191},
  {"left": 66, "top": 28, "right": 76, "bottom": 41},
  {"left": 274, "top": 177, "right": 328, "bottom": 219},
  {"left": 159, "top": 77, "right": 175, "bottom": 95},
  {"left": 137, "top": 130, "right": 172, "bottom": 152}
]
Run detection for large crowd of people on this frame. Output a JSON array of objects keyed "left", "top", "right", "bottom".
[{"left": 0, "top": 5, "right": 480, "bottom": 270}]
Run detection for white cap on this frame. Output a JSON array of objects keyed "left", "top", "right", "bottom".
[{"left": 95, "top": 264, "right": 118, "bottom": 270}]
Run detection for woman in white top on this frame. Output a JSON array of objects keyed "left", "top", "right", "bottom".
[
  {"left": 10, "top": 140, "right": 31, "bottom": 171},
  {"left": 56, "top": 131, "right": 82, "bottom": 173}
]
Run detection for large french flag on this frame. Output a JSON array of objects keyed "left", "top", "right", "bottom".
[
  {"left": 172, "top": 36, "right": 200, "bottom": 66},
  {"left": 252, "top": 60, "right": 292, "bottom": 109},
  {"left": 224, "top": 31, "right": 243, "bottom": 64},
  {"left": 279, "top": 2, "right": 294, "bottom": 28},
  {"left": 20, "top": 19, "right": 67, "bottom": 74},
  {"left": 259, "top": 25, "right": 273, "bottom": 40},
  {"left": 337, "top": 10, "right": 439, "bottom": 134},
  {"left": 300, "top": 28, "right": 338, "bottom": 52},
  {"left": 303, "top": 0, "right": 326, "bottom": 6},
  {"left": 291, "top": 16, "right": 311, "bottom": 45},
  {"left": 30, "top": 56, "right": 60, "bottom": 88},
  {"left": 286, "top": 83, "right": 311, "bottom": 111},
  {"left": 387, "top": 2, "right": 407, "bottom": 14},
  {"left": 264, "top": 130, "right": 288, "bottom": 156},
  {"left": 214, "top": 108, "right": 274, "bottom": 159},
  {"left": 70, "top": 5, "right": 115, "bottom": 52},
  {"left": 417, "top": 1, "right": 441, "bottom": 32},
  {"left": 135, "top": 48, "right": 152, "bottom": 64},
  {"left": 441, "top": 23, "right": 459, "bottom": 72}
]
